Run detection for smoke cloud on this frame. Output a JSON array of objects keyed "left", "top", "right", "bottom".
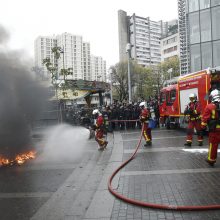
[{"left": 0, "top": 25, "right": 47, "bottom": 158}]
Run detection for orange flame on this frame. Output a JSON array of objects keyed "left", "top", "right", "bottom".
[{"left": 0, "top": 151, "right": 36, "bottom": 167}]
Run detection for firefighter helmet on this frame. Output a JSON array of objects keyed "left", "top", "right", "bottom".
[
  {"left": 189, "top": 93, "right": 197, "bottom": 101},
  {"left": 210, "top": 89, "right": 220, "bottom": 103},
  {"left": 92, "top": 109, "right": 101, "bottom": 115},
  {"left": 139, "top": 101, "right": 146, "bottom": 108}
]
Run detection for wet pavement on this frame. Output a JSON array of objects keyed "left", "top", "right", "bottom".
[
  {"left": 110, "top": 128, "right": 220, "bottom": 220},
  {"left": 1, "top": 127, "right": 220, "bottom": 220}
]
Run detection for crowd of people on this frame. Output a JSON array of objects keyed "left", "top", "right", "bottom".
[{"left": 91, "top": 99, "right": 160, "bottom": 130}]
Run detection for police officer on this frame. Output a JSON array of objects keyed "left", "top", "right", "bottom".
[
  {"left": 139, "top": 101, "right": 152, "bottom": 146},
  {"left": 184, "top": 93, "right": 203, "bottom": 147},
  {"left": 201, "top": 89, "right": 220, "bottom": 166},
  {"left": 92, "top": 109, "right": 108, "bottom": 150}
]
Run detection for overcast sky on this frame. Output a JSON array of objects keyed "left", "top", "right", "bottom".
[{"left": 0, "top": 0, "right": 178, "bottom": 69}]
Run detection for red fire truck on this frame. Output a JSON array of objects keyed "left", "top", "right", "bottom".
[{"left": 159, "top": 67, "right": 220, "bottom": 129}]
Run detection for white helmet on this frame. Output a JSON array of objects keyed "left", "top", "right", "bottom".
[
  {"left": 92, "top": 109, "right": 101, "bottom": 115},
  {"left": 210, "top": 89, "right": 220, "bottom": 103},
  {"left": 139, "top": 101, "right": 146, "bottom": 107},
  {"left": 189, "top": 93, "right": 197, "bottom": 100}
]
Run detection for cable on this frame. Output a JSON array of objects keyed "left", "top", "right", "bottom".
[{"left": 108, "top": 124, "right": 220, "bottom": 211}]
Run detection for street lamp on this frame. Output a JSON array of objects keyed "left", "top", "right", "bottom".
[
  {"left": 109, "top": 68, "right": 113, "bottom": 104},
  {"left": 126, "top": 43, "right": 132, "bottom": 103}
]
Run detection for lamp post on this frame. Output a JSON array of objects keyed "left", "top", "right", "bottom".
[
  {"left": 126, "top": 43, "right": 132, "bottom": 103},
  {"left": 109, "top": 68, "right": 113, "bottom": 104},
  {"left": 167, "top": 68, "right": 173, "bottom": 81}
]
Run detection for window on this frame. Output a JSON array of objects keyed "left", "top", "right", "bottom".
[
  {"left": 211, "top": 0, "right": 220, "bottom": 6},
  {"left": 200, "top": 9, "right": 211, "bottom": 42},
  {"left": 201, "top": 42, "right": 212, "bottom": 69},
  {"left": 160, "top": 92, "right": 166, "bottom": 104},
  {"left": 200, "top": 0, "right": 210, "bottom": 9},
  {"left": 170, "top": 90, "right": 176, "bottom": 102},
  {"left": 189, "top": 12, "right": 200, "bottom": 44},
  {"left": 190, "top": 44, "right": 201, "bottom": 72},
  {"left": 213, "top": 40, "right": 220, "bottom": 67},
  {"left": 189, "top": 0, "right": 199, "bottom": 12},
  {"left": 212, "top": 6, "right": 220, "bottom": 40}
]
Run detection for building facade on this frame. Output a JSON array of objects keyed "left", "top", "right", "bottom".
[
  {"left": 178, "top": 0, "right": 220, "bottom": 74},
  {"left": 90, "top": 55, "right": 107, "bottom": 82},
  {"left": 34, "top": 36, "right": 57, "bottom": 79},
  {"left": 34, "top": 33, "right": 106, "bottom": 82},
  {"left": 161, "top": 32, "right": 180, "bottom": 61},
  {"left": 118, "top": 10, "right": 172, "bottom": 67}
]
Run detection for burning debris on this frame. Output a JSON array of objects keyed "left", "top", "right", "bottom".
[
  {"left": 0, "top": 24, "right": 47, "bottom": 166},
  {"left": 0, "top": 151, "right": 36, "bottom": 167}
]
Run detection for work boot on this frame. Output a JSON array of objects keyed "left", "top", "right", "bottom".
[
  {"left": 198, "top": 142, "right": 203, "bottom": 146},
  {"left": 205, "top": 159, "right": 215, "bottom": 167},
  {"left": 184, "top": 142, "right": 191, "bottom": 147},
  {"left": 98, "top": 146, "right": 104, "bottom": 151},
  {"left": 103, "top": 141, "right": 108, "bottom": 149},
  {"left": 144, "top": 141, "right": 152, "bottom": 147}
]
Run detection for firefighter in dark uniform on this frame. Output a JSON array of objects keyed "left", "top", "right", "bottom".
[
  {"left": 184, "top": 93, "right": 203, "bottom": 147},
  {"left": 201, "top": 89, "right": 220, "bottom": 166},
  {"left": 92, "top": 109, "right": 108, "bottom": 151},
  {"left": 139, "top": 101, "right": 152, "bottom": 146}
]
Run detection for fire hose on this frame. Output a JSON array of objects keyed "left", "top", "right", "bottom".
[{"left": 108, "top": 122, "right": 220, "bottom": 211}]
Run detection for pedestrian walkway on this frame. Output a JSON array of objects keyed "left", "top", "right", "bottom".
[{"left": 85, "top": 128, "right": 220, "bottom": 220}]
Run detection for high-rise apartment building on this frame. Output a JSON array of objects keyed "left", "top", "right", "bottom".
[
  {"left": 34, "top": 33, "right": 106, "bottom": 81},
  {"left": 34, "top": 36, "right": 57, "bottom": 79},
  {"left": 118, "top": 10, "right": 170, "bottom": 67},
  {"left": 90, "top": 55, "right": 107, "bottom": 82},
  {"left": 178, "top": 0, "right": 220, "bottom": 75}
]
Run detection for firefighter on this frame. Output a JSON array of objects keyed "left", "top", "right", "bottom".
[
  {"left": 139, "top": 101, "right": 152, "bottom": 146},
  {"left": 92, "top": 109, "right": 108, "bottom": 151},
  {"left": 201, "top": 89, "right": 220, "bottom": 166},
  {"left": 184, "top": 93, "right": 203, "bottom": 147}
]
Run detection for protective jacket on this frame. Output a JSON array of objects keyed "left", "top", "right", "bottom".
[
  {"left": 140, "top": 108, "right": 151, "bottom": 143},
  {"left": 140, "top": 108, "right": 150, "bottom": 123},
  {"left": 201, "top": 102, "right": 220, "bottom": 164},
  {"left": 94, "top": 115, "right": 107, "bottom": 149},
  {"left": 201, "top": 103, "right": 220, "bottom": 131},
  {"left": 184, "top": 101, "right": 201, "bottom": 121},
  {"left": 184, "top": 101, "right": 203, "bottom": 144}
]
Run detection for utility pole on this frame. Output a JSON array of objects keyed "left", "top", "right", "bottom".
[
  {"left": 126, "top": 43, "right": 132, "bottom": 103},
  {"left": 109, "top": 68, "right": 113, "bottom": 104}
]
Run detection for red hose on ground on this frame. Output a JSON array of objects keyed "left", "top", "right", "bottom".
[{"left": 108, "top": 124, "right": 220, "bottom": 211}]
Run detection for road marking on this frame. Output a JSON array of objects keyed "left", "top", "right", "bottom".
[
  {"left": 121, "top": 168, "right": 220, "bottom": 176},
  {"left": 0, "top": 192, "right": 52, "bottom": 198},
  {"left": 121, "top": 129, "right": 176, "bottom": 135},
  {"left": 123, "top": 135, "right": 186, "bottom": 142},
  {"left": 124, "top": 147, "right": 209, "bottom": 154}
]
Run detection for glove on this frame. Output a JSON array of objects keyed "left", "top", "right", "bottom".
[
  {"left": 90, "top": 125, "right": 96, "bottom": 130},
  {"left": 139, "top": 118, "right": 145, "bottom": 123},
  {"left": 184, "top": 109, "right": 193, "bottom": 115}
]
